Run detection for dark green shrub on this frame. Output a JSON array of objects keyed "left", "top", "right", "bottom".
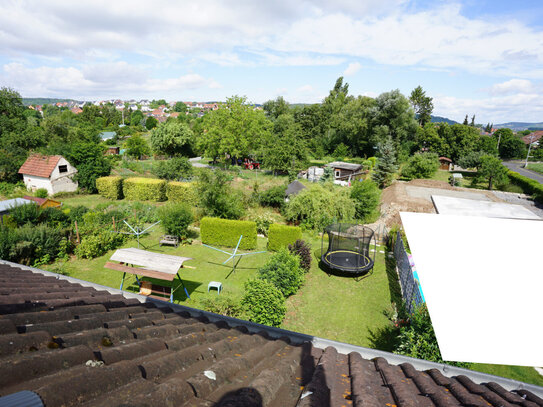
[
  {"left": 198, "top": 295, "right": 244, "bottom": 318},
  {"left": 241, "top": 279, "right": 286, "bottom": 327},
  {"left": 166, "top": 181, "right": 198, "bottom": 205},
  {"left": 154, "top": 157, "right": 193, "bottom": 181},
  {"left": 197, "top": 169, "right": 245, "bottom": 219},
  {"left": 35, "top": 188, "right": 48, "bottom": 198},
  {"left": 66, "top": 205, "right": 89, "bottom": 223},
  {"left": 288, "top": 239, "right": 311, "bottom": 272},
  {"left": 350, "top": 179, "right": 381, "bottom": 221},
  {"left": 401, "top": 152, "right": 439, "bottom": 180},
  {"left": 394, "top": 304, "right": 470, "bottom": 368},
  {"left": 75, "top": 231, "right": 125, "bottom": 259},
  {"left": 5, "top": 224, "right": 66, "bottom": 265},
  {"left": 123, "top": 177, "right": 166, "bottom": 201},
  {"left": 39, "top": 207, "right": 70, "bottom": 228},
  {"left": 0, "top": 226, "right": 16, "bottom": 260},
  {"left": 259, "top": 185, "right": 287, "bottom": 208},
  {"left": 10, "top": 202, "right": 40, "bottom": 226},
  {"left": 257, "top": 248, "right": 303, "bottom": 297},
  {"left": 267, "top": 223, "right": 302, "bottom": 251},
  {"left": 96, "top": 176, "right": 124, "bottom": 200},
  {"left": 158, "top": 203, "right": 193, "bottom": 239},
  {"left": 200, "top": 217, "right": 257, "bottom": 249}
]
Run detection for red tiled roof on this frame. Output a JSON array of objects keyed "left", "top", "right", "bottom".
[
  {"left": 0, "top": 262, "right": 542, "bottom": 406},
  {"left": 439, "top": 157, "right": 453, "bottom": 162},
  {"left": 18, "top": 155, "right": 62, "bottom": 178},
  {"left": 523, "top": 131, "right": 543, "bottom": 145}
]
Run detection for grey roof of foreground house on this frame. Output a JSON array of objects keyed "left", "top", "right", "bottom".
[{"left": 0, "top": 259, "right": 542, "bottom": 406}]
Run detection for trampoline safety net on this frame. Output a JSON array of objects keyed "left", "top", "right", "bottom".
[{"left": 321, "top": 223, "right": 375, "bottom": 275}]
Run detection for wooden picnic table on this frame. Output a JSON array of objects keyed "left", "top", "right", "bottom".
[{"left": 105, "top": 248, "right": 193, "bottom": 302}]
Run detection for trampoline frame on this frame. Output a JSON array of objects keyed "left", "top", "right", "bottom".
[{"left": 321, "top": 223, "right": 376, "bottom": 280}]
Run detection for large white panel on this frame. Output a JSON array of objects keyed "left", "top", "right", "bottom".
[
  {"left": 431, "top": 195, "right": 540, "bottom": 220},
  {"left": 400, "top": 212, "right": 543, "bottom": 366}
]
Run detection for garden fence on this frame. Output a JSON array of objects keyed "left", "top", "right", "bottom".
[{"left": 393, "top": 231, "right": 423, "bottom": 314}]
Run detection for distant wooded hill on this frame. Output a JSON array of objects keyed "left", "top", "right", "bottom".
[
  {"left": 494, "top": 122, "right": 543, "bottom": 131},
  {"left": 430, "top": 115, "right": 457, "bottom": 125},
  {"left": 22, "top": 98, "right": 74, "bottom": 106}
]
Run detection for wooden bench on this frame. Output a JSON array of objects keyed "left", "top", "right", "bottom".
[{"left": 159, "top": 234, "right": 179, "bottom": 247}]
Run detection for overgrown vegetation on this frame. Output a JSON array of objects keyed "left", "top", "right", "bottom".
[{"left": 257, "top": 248, "right": 304, "bottom": 297}]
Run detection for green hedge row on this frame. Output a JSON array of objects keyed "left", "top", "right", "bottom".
[
  {"left": 508, "top": 171, "right": 543, "bottom": 203},
  {"left": 123, "top": 177, "right": 167, "bottom": 202},
  {"left": 267, "top": 223, "right": 302, "bottom": 251},
  {"left": 166, "top": 181, "right": 198, "bottom": 205},
  {"left": 200, "top": 217, "right": 257, "bottom": 250},
  {"left": 96, "top": 176, "right": 123, "bottom": 200}
]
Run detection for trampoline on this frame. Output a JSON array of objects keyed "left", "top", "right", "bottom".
[{"left": 321, "top": 223, "right": 376, "bottom": 279}]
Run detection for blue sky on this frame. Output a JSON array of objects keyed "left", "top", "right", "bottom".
[{"left": 1, "top": 0, "right": 542, "bottom": 123}]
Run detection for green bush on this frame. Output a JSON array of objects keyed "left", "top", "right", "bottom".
[
  {"left": 123, "top": 177, "right": 166, "bottom": 201},
  {"left": 259, "top": 185, "right": 287, "bottom": 208},
  {"left": 401, "top": 152, "right": 439, "bottom": 180},
  {"left": 158, "top": 203, "right": 193, "bottom": 239},
  {"left": 154, "top": 157, "right": 193, "bottom": 181},
  {"left": 166, "top": 181, "right": 198, "bottom": 205},
  {"left": 394, "top": 304, "right": 470, "bottom": 368},
  {"left": 198, "top": 295, "right": 245, "bottom": 318},
  {"left": 288, "top": 239, "right": 312, "bottom": 272},
  {"left": 75, "top": 231, "right": 126, "bottom": 259},
  {"left": 35, "top": 188, "right": 48, "bottom": 198},
  {"left": 1, "top": 224, "right": 67, "bottom": 265},
  {"left": 508, "top": 170, "right": 543, "bottom": 203},
  {"left": 257, "top": 248, "right": 303, "bottom": 297},
  {"left": 200, "top": 217, "right": 257, "bottom": 249},
  {"left": 96, "top": 176, "right": 124, "bottom": 200},
  {"left": 241, "top": 279, "right": 286, "bottom": 327},
  {"left": 250, "top": 212, "right": 275, "bottom": 236},
  {"left": 350, "top": 179, "right": 381, "bottom": 221},
  {"left": 197, "top": 169, "right": 245, "bottom": 219},
  {"left": 284, "top": 184, "right": 355, "bottom": 231},
  {"left": 10, "top": 203, "right": 40, "bottom": 226},
  {"left": 267, "top": 223, "right": 302, "bottom": 251},
  {"left": 39, "top": 207, "right": 70, "bottom": 228}
]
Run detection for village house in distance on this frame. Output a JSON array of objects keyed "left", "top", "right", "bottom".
[{"left": 18, "top": 154, "right": 78, "bottom": 195}]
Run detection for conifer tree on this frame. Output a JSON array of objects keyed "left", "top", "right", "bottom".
[{"left": 372, "top": 136, "right": 398, "bottom": 188}]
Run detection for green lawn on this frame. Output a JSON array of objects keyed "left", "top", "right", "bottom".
[
  {"left": 527, "top": 163, "right": 543, "bottom": 175},
  {"left": 44, "top": 193, "right": 543, "bottom": 387}
]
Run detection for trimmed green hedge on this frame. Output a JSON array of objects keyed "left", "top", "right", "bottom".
[
  {"left": 123, "top": 177, "right": 166, "bottom": 202},
  {"left": 96, "top": 176, "right": 123, "bottom": 200},
  {"left": 200, "top": 217, "right": 257, "bottom": 249},
  {"left": 508, "top": 171, "right": 543, "bottom": 203},
  {"left": 267, "top": 223, "right": 302, "bottom": 251},
  {"left": 166, "top": 181, "right": 198, "bottom": 205}
]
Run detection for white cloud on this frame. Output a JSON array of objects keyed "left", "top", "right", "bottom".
[
  {"left": 1, "top": 1, "right": 542, "bottom": 78},
  {"left": 487, "top": 79, "right": 535, "bottom": 95},
  {"left": 0, "top": 62, "right": 220, "bottom": 99},
  {"left": 434, "top": 92, "right": 543, "bottom": 124},
  {"left": 343, "top": 62, "right": 362, "bottom": 76}
]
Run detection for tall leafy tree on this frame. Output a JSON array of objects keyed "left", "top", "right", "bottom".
[
  {"left": 371, "top": 90, "right": 418, "bottom": 151},
  {"left": 260, "top": 114, "right": 308, "bottom": 173},
  {"left": 263, "top": 96, "right": 290, "bottom": 120},
  {"left": 199, "top": 96, "right": 271, "bottom": 162},
  {"left": 409, "top": 86, "right": 434, "bottom": 126},
  {"left": 66, "top": 141, "right": 111, "bottom": 193},
  {"left": 0, "top": 87, "right": 26, "bottom": 137},
  {"left": 173, "top": 102, "right": 187, "bottom": 113},
  {"left": 150, "top": 120, "right": 194, "bottom": 156}
]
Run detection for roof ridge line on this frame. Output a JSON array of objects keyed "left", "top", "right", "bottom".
[{"left": 2, "top": 259, "right": 542, "bottom": 398}]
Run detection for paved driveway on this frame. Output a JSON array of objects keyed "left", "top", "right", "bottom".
[{"left": 502, "top": 161, "right": 543, "bottom": 184}]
